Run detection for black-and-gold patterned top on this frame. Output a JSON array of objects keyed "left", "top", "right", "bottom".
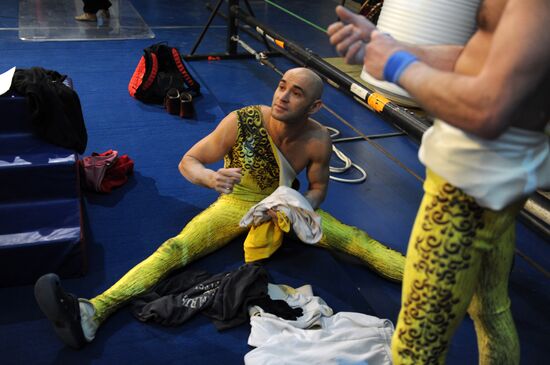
[{"left": 224, "top": 105, "right": 280, "bottom": 200}]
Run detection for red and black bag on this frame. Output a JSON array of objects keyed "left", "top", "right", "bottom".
[{"left": 128, "top": 43, "right": 200, "bottom": 104}]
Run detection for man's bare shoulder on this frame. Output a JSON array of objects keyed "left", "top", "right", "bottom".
[
  {"left": 306, "top": 119, "right": 332, "bottom": 157},
  {"left": 218, "top": 109, "right": 239, "bottom": 128},
  {"left": 259, "top": 105, "right": 271, "bottom": 120},
  {"left": 308, "top": 118, "right": 332, "bottom": 141}
]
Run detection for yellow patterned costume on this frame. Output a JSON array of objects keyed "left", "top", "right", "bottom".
[
  {"left": 90, "top": 106, "right": 405, "bottom": 324},
  {"left": 392, "top": 169, "right": 524, "bottom": 365}
]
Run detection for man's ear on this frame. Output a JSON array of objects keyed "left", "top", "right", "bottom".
[{"left": 308, "top": 99, "right": 323, "bottom": 115}]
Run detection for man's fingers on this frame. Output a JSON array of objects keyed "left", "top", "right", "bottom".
[
  {"left": 371, "top": 30, "right": 391, "bottom": 40},
  {"left": 329, "top": 23, "right": 350, "bottom": 45},
  {"left": 266, "top": 209, "right": 278, "bottom": 220},
  {"left": 215, "top": 168, "right": 241, "bottom": 189},
  {"left": 344, "top": 40, "right": 364, "bottom": 64},
  {"left": 217, "top": 175, "right": 240, "bottom": 185},
  {"left": 331, "top": 24, "right": 358, "bottom": 50},
  {"left": 335, "top": 5, "right": 357, "bottom": 24},
  {"left": 327, "top": 21, "right": 344, "bottom": 36},
  {"left": 219, "top": 167, "right": 242, "bottom": 177},
  {"left": 220, "top": 185, "right": 232, "bottom": 194}
]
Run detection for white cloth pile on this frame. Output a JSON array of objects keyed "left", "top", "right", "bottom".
[
  {"left": 240, "top": 186, "right": 322, "bottom": 244},
  {"left": 245, "top": 283, "right": 394, "bottom": 365}
]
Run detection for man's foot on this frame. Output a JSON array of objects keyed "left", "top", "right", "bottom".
[
  {"left": 99, "top": 9, "right": 110, "bottom": 19},
  {"left": 34, "top": 273, "right": 87, "bottom": 349},
  {"left": 75, "top": 12, "right": 97, "bottom": 22}
]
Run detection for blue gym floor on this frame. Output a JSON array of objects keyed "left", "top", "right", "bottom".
[{"left": 0, "top": 1, "right": 548, "bottom": 364}]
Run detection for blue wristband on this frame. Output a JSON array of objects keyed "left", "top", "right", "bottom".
[{"left": 383, "top": 51, "right": 418, "bottom": 85}]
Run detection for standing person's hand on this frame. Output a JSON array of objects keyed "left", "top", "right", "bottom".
[
  {"left": 327, "top": 5, "right": 376, "bottom": 64},
  {"left": 364, "top": 30, "right": 403, "bottom": 80}
]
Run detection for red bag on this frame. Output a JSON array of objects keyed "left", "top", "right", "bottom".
[{"left": 80, "top": 150, "right": 134, "bottom": 193}]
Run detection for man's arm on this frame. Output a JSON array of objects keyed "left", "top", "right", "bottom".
[
  {"left": 328, "top": 5, "right": 463, "bottom": 71},
  {"left": 304, "top": 128, "right": 333, "bottom": 210},
  {"left": 366, "top": 0, "right": 550, "bottom": 138},
  {"left": 178, "top": 111, "right": 242, "bottom": 193},
  {"left": 400, "top": 44, "right": 463, "bottom": 72}
]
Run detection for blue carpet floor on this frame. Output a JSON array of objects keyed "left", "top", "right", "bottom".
[{"left": 0, "top": 1, "right": 548, "bottom": 364}]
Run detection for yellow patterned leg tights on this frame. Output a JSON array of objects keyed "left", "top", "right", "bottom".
[
  {"left": 392, "top": 169, "right": 523, "bottom": 365},
  {"left": 315, "top": 210, "right": 406, "bottom": 282},
  {"left": 467, "top": 209, "right": 521, "bottom": 365},
  {"left": 89, "top": 195, "right": 253, "bottom": 325}
]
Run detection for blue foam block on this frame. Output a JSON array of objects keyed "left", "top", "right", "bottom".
[{"left": 0, "top": 90, "right": 85, "bottom": 287}]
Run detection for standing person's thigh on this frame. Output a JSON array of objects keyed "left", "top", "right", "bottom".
[
  {"left": 468, "top": 200, "right": 524, "bottom": 315},
  {"left": 392, "top": 171, "right": 487, "bottom": 364}
]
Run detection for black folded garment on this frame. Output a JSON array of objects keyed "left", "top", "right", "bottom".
[{"left": 131, "top": 263, "right": 298, "bottom": 330}]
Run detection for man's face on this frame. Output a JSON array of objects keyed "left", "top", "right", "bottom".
[{"left": 271, "top": 72, "right": 316, "bottom": 123}]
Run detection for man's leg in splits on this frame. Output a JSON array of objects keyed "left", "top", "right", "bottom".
[
  {"left": 315, "top": 210, "right": 406, "bottom": 282},
  {"left": 35, "top": 195, "right": 253, "bottom": 347}
]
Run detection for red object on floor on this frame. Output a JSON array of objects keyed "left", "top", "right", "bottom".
[
  {"left": 80, "top": 150, "right": 134, "bottom": 193},
  {"left": 100, "top": 153, "right": 134, "bottom": 193}
]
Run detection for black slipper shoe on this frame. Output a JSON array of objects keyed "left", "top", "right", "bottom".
[{"left": 34, "top": 273, "right": 87, "bottom": 349}]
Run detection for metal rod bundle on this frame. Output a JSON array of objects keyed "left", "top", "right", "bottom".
[{"left": 230, "top": 5, "right": 430, "bottom": 142}]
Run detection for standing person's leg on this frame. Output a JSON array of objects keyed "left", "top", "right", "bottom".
[
  {"left": 82, "top": 0, "right": 99, "bottom": 14},
  {"left": 467, "top": 201, "right": 524, "bottom": 365},
  {"left": 99, "top": 1, "right": 112, "bottom": 11},
  {"left": 77, "top": 1, "right": 111, "bottom": 21},
  {"left": 82, "top": 1, "right": 111, "bottom": 13},
  {"left": 392, "top": 170, "right": 486, "bottom": 364},
  {"left": 96, "top": 1, "right": 112, "bottom": 18},
  {"left": 315, "top": 210, "right": 405, "bottom": 282}
]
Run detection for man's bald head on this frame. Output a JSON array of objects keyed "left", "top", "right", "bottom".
[
  {"left": 283, "top": 67, "right": 324, "bottom": 102},
  {"left": 271, "top": 67, "right": 324, "bottom": 123}
]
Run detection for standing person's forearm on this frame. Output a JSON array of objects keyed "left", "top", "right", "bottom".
[{"left": 400, "top": 44, "right": 463, "bottom": 71}]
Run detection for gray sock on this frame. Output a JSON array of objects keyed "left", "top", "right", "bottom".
[{"left": 78, "top": 299, "right": 98, "bottom": 342}]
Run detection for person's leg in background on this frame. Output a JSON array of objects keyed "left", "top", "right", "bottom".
[
  {"left": 76, "top": 1, "right": 112, "bottom": 21},
  {"left": 391, "top": 169, "right": 522, "bottom": 365}
]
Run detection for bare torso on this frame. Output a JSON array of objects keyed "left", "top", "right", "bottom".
[
  {"left": 260, "top": 106, "right": 328, "bottom": 174},
  {"left": 454, "top": 0, "right": 549, "bottom": 131}
]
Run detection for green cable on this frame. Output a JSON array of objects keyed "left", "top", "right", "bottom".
[{"left": 265, "top": 0, "right": 327, "bottom": 33}]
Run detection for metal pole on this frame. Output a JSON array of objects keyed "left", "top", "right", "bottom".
[
  {"left": 189, "top": 0, "right": 225, "bottom": 55},
  {"left": 230, "top": 5, "right": 430, "bottom": 141},
  {"left": 227, "top": 0, "right": 239, "bottom": 55}
]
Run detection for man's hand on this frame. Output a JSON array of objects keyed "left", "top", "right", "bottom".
[
  {"left": 210, "top": 167, "right": 242, "bottom": 194},
  {"left": 327, "top": 5, "right": 376, "bottom": 64},
  {"left": 364, "top": 30, "right": 403, "bottom": 80}
]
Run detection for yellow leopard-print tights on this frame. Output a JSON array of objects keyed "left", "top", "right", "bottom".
[
  {"left": 392, "top": 169, "right": 524, "bottom": 365},
  {"left": 89, "top": 196, "right": 406, "bottom": 325}
]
